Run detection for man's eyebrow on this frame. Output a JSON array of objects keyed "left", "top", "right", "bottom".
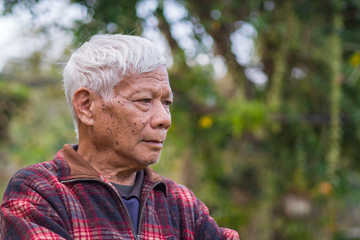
[
  {"left": 131, "top": 88, "right": 155, "bottom": 96},
  {"left": 165, "top": 91, "right": 174, "bottom": 99},
  {"left": 132, "top": 88, "right": 173, "bottom": 99}
]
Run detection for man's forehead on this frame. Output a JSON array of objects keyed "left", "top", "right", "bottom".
[
  {"left": 116, "top": 74, "right": 172, "bottom": 96},
  {"left": 130, "top": 83, "right": 173, "bottom": 97}
]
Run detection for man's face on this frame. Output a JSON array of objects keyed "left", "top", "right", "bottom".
[{"left": 92, "top": 66, "right": 172, "bottom": 168}]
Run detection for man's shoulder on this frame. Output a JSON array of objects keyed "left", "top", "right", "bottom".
[
  {"left": 8, "top": 150, "right": 70, "bottom": 187},
  {"left": 1, "top": 150, "right": 70, "bottom": 204}
]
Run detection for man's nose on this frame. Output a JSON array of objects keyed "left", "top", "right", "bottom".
[{"left": 151, "top": 101, "right": 171, "bottom": 130}]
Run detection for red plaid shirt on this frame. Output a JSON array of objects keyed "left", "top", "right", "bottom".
[{"left": 1, "top": 145, "right": 239, "bottom": 239}]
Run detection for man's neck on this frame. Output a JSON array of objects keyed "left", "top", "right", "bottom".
[
  {"left": 91, "top": 164, "right": 137, "bottom": 185},
  {"left": 77, "top": 142, "right": 139, "bottom": 186}
]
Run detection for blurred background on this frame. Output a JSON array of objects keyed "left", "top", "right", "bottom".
[{"left": 1, "top": 0, "right": 360, "bottom": 239}]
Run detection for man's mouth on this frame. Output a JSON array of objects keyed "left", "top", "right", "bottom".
[{"left": 142, "top": 139, "right": 164, "bottom": 148}]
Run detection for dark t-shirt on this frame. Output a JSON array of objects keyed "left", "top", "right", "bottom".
[{"left": 111, "top": 170, "right": 144, "bottom": 234}]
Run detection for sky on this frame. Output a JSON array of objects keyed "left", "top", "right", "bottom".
[
  {"left": 0, "top": 0, "right": 267, "bottom": 85},
  {"left": 0, "top": 0, "right": 85, "bottom": 70},
  {"left": 0, "top": 8, "right": 25, "bottom": 69}
]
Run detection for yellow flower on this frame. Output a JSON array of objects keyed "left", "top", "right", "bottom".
[
  {"left": 350, "top": 52, "right": 360, "bottom": 67},
  {"left": 199, "top": 115, "right": 213, "bottom": 129}
]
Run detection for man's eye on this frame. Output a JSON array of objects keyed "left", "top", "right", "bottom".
[
  {"left": 139, "top": 99, "right": 152, "bottom": 103},
  {"left": 164, "top": 100, "right": 173, "bottom": 106}
]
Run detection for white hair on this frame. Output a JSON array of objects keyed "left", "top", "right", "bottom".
[{"left": 63, "top": 34, "right": 166, "bottom": 137}]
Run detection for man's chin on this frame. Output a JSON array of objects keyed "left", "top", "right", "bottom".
[
  {"left": 133, "top": 153, "right": 161, "bottom": 167},
  {"left": 143, "top": 157, "right": 160, "bottom": 166}
]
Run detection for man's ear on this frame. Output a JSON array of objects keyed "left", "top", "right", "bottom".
[{"left": 72, "top": 88, "right": 96, "bottom": 126}]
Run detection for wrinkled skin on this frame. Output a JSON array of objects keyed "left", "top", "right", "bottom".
[{"left": 75, "top": 66, "right": 172, "bottom": 184}]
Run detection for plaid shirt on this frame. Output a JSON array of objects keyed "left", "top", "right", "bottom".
[{"left": 1, "top": 145, "right": 239, "bottom": 239}]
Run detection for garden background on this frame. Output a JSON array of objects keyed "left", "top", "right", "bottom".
[{"left": 1, "top": 0, "right": 360, "bottom": 239}]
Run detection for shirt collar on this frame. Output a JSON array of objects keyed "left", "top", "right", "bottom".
[
  {"left": 62, "top": 144, "right": 167, "bottom": 195},
  {"left": 112, "top": 170, "right": 144, "bottom": 200}
]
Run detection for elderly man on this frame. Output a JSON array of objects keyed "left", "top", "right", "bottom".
[{"left": 0, "top": 34, "right": 239, "bottom": 239}]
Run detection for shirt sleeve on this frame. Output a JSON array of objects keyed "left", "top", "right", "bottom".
[{"left": 0, "top": 171, "right": 72, "bottom": 240}]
